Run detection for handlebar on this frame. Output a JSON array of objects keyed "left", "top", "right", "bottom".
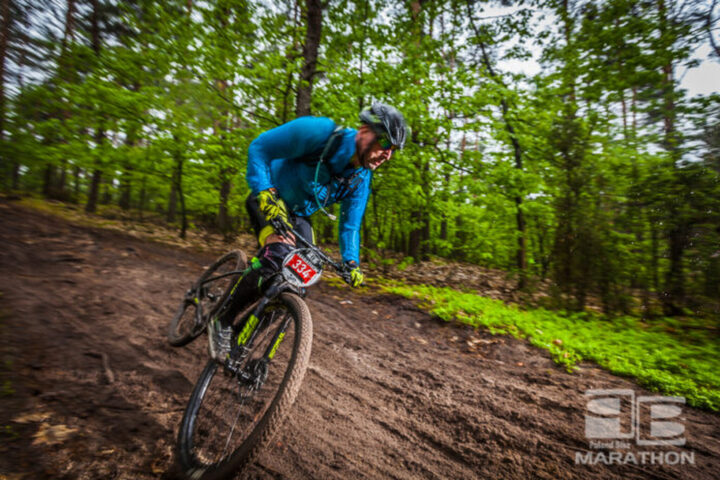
[{"left": 270, "top": 218, "right": 353, "bottom": 284}]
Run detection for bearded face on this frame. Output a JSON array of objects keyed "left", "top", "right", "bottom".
[{"left": 354, "top": 125, "right": 394, "bottom": 171}]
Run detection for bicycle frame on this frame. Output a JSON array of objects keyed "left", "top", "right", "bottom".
[
  {"left": 216, "top": 221, "right": 351, "bottom": 380},
  {"left": 182, "top": 270, "right": 247, "bottom": 334}
]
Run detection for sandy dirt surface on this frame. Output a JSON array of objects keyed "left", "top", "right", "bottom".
[{"left": 0, "top": 201, "right": 718, "bottom": 480}]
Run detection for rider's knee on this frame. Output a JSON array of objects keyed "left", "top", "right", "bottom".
[{"left": 257, "top": 242, "right": 294, "bottom": 274}]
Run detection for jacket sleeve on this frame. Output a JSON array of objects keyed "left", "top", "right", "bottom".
[
  {"left": 338, "top": 171, "right": 372, "bottom": 265},
  {"left": 246, "top": 117, "right": 335, "bottom": 194}
]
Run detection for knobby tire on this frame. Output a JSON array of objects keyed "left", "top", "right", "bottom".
[
  {"left": 176, "top": 293, "right": 313, "bottom": 480},
  {"left": 168, "top": 250, "right": 246, "bottom": 347}
]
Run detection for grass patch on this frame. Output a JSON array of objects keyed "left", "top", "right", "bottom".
[{"left": 381, "top": 281, "right": 720, "bottom": 411}]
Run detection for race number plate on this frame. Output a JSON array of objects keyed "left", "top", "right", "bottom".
[{"left": 287, "top": 253, "right": 317, "bottom": 284}]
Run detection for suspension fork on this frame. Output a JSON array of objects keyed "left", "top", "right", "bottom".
[
  {"left": 261, "top": 312, "right": 292, "bottom": 360},
  {"left": 208, "top": 267, "right": 252, "bottom": 323},
  {"left": 223, "top": 278, "right": 290, "bottom": 376},
  {"left": 228, "top": 278, "right": 285, "bottom": 348}
]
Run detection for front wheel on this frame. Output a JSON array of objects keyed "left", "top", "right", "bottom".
[
  {"left": 176, "top": 293, "right": 313, "bottom": 480},
  {"left": 168, "top": 250, "right": 247, "bottom": 347}
]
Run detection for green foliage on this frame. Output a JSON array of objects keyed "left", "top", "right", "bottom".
[
  {"left": 3, "top": 0, "right": 719, "bottom": 316},
  {"left": 383, "top": 281, "right": 720, "bottom": 411},
  {"left": 397, "top": 256, "right": 415, "bottom": 271}
]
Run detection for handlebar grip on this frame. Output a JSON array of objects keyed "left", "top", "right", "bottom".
[{"left": 270, "top": 217, "right": 290, "bottom": 236}]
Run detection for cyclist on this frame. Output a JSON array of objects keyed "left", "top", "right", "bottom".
[{"left": 209, "top": 102, "right": 408, "bottom": 360}]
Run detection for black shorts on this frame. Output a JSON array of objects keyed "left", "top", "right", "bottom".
[{"left": 245, "top": 194, "right": 315, "bottom": 246}]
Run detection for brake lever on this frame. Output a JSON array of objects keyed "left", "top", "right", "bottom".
[
  {"left": 269, "top": 218, "right": 290, "bottom": 237},
  {"left": 338, "top": 265, "right": 353, "bottom": 285}
]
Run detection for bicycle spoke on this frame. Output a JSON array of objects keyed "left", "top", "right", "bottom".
[{"left": 221, "top": 388, "right": 251, "bottom": 461}]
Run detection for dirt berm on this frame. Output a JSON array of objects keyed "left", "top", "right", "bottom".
[{"left": 0, "top": 202, "right": 718, "bottom": 480}]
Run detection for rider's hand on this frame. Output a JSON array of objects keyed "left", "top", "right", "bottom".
[
  {"left": 257, "top": 189, "right": 293, "bottom": 232},
  {"left": 344, "top": 261, "right": 364, "bottom": 288}
]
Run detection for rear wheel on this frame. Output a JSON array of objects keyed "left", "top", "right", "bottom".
[
  {"left": 168, "top": 250, "right": 247, "bottom": 347},
  {"left": 176, "top": 293, "right": 312, "bottom": 480}
]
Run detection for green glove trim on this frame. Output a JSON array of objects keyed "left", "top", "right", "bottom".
[
  {"left": 346, "top": 262, "right": 364, "bottom": 288},
  {"left": 257, "top": 189, "right": 292, "bottom": 231}
]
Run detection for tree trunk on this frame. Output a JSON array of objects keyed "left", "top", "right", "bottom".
[
  {"left": 663, "top": 225, "right": 687, "bottom": 315},
  {"left": 171, "top": 134, "right": 187, "bottom": 238},
  {"left": 421, "top": 210, "right": 430, "bottom": 260},
  {"left": 295, "top": 0, "right": 322, "bottom": 117},
  {"left": 454, "top": 215, "right": 466, "bottom": 261},
  {"left": 657, "top": 0, "right": 686, "bottom": 315},
  {"left": 101, "top": 176, "right": 112, "bottom": 204},
  {"left": 408, "top": 210, "right": 422, "bottom": 260},
  {"left": 85, "top": 169, "right": 101, "bottom": 213},
  {"left": 0, "top": 0, "right": 11, "bottom": 156},
  {"left": 466, "top": 1, "right": 527, "bottom": 288},
  {"left": 167, "top": 174, "right": 177, "bottom": 223},
  {"left": 119, "top": 109, "right": 139, "bottom": 211},
  {"left": 705, "top": 254, "right": 720, "bottom": 298},
  {"left": 355, "top": 0, "right": 369, "bottom": 111},
  {"left": 177, "top": 157, "right": 188, "bottom": 239},
  {"left": 138, "top": 175, "right": 147, "bottom": 220},
  {"left": 63, "top": 0, "right": 76, "bottom": 49},
  {"left": 42, "top": 165, "right": 54, "bottom": 197},
  {"left": 119, "top": 172, "right": 131, "bottom": 210},
  {"left": 84, "top": 0, "right": 104, "bottom": 213},
  {"left": 650, "top": 222, "right": 659, "bottom": 292},
  {"left": 707, "top": 0, "right": 720, "bottom": 59},
  {"left": 85, "top": 128, "right": 104, "bottom": 213},
  {"left": 282, "top": 0, "right": 300, "bottom": 123},
  {"left": 58, "top": 160, "right": 68, "bottom": 193},
  {"left": 620, "top": 89, "right": 628, "bottom": 142},
  {"left": 218, "top": 176, "right": 231, "bottom": 234},
  {"left": 11, "top": 162, "right": 19, "bottom": 189}
]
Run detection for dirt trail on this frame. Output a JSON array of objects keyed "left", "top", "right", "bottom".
[{"left": 0, "top": 201, "right": 718, "bottom": 480}]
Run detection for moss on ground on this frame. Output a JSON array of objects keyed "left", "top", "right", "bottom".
[{"left": 380, "top": 281, "right": 720, "bottom": 411}]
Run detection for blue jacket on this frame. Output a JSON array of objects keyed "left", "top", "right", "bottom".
[{"left": 246, "top": 116, "right": 372, "bottom": 265}]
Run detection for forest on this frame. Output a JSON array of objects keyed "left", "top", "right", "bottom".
[{"left": 1, "top": 0, "right": 719, "bottom": 318}]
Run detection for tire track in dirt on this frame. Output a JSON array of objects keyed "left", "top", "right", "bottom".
[{"left": 0, "top": 201, "right": 718, "bottom": 480}]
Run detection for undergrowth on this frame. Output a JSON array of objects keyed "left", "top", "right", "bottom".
[{"left": 380, "top": 281, "right": 720, "bottom": 411}]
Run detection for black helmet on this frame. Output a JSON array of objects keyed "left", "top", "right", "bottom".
[{"left": 359, "top": 102, "right": 408, "bottom": 149}]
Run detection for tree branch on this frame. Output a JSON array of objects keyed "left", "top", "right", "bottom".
[
  {"left": 432, "top": 144, "right": 476, "bottom": 175},
  {"left": 709, "top": 0, "right": 720, "bottom": 58},
  {"left": 204, "top": 74, "right": 279, "bottom": 126}
]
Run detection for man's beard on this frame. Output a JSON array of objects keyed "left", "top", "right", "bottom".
[{"left": 357, "top": 142, "right": 375, "bottom": 168}]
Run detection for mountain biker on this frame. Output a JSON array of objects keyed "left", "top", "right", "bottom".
[{"left": 209, "top": 102, "right": 408, "bottom": 361}]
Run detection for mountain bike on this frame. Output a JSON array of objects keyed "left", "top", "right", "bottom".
[{"left": 172, "top": 219, "right": 354, "bottom": 480}]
